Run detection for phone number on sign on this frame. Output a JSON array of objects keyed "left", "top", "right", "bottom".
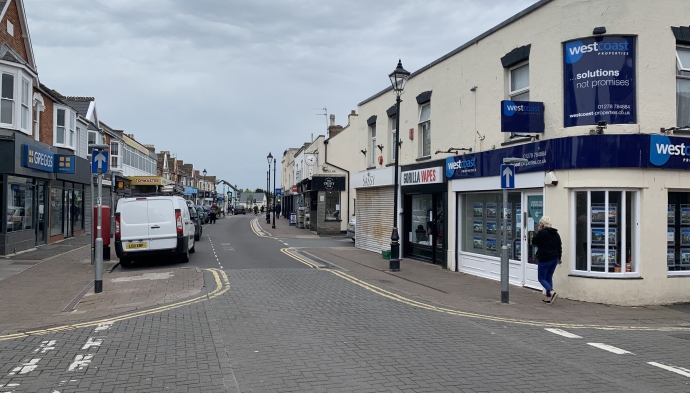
[{"left": 597, "top": 104, "right": 631, "bottom": 110}]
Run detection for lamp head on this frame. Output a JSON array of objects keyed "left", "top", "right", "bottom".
[
  {"left": 389, "top": 59, "right": 410, "bottom": 95},
  {"left": 267, "top": 152, "right": 273, "bottom": 164}
]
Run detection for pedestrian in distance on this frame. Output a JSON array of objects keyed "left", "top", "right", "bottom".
[
  {"left": 531, "top": 216, "right": 562, "bottom": 304},
  {"left": 275, "top": 203, "right": 281, "bottom": 219},
  {"left": 210, "top": 204, "right": 218, "bottom": 224}
]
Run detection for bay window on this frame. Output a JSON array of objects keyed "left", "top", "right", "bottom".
[
  {"left": 573, "top": 190, "right": 638, "bottom": 276},
  {"left": 20, "top": 78, "right": 28, "bottom": 131},
  {"left": 54, "top": 107, "right": 76, "bottom": 149},
  {"left": 56, "top": 109, "right": 65, "bottom": 144},
  {"left": 677, "top": 47, "right": 690, "bottom": 128}
]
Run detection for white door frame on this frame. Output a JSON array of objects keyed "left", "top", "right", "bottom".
[{"left": 523, "top": 189, "right": 545, "bottom": 290}]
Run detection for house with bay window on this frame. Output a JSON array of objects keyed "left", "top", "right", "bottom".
[{"left": 350, "top": 0, "right": 690, "bottom": 305}]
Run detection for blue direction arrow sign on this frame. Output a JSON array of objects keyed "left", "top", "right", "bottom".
[
  {"left": 92, "top": 150, "right": 109, "bottom": 174},
  {"left": 500, "top": 164, "right": 515, "bottom": 189}
]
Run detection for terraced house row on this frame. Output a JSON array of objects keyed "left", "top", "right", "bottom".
[{"left": 280, "top": 0, "right": 690, "bottom": 305}]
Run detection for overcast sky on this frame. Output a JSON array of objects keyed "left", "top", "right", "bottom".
[{"left": 25, "top": 0, "right": 537, "bottom": 191}]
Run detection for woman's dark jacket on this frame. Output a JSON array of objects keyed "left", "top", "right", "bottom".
[{"left": 531, "top": 227, "right": 562, "bottom": 263}]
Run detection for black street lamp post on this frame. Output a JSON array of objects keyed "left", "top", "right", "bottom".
[
  {"left": 267, "top": 153, "right": 273, "bottom": 224},
  {"left": 388, "top": 59, "right": 410, "bottom": 272},
  {"left": 202, "top": 168, "right": 207, "bottom": 206},
  {"left": 272, "top": 158, "right": 276, "bottom": 229}
]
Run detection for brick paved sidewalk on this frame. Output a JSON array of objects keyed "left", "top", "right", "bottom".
[
  {"left": 256, "top": 212, "right": 320, "bottom": 239},
  {"left": 301, "top": 246, "right": 690, "bottom": 328},
  {"left": 0, "top": 241, "right": 205, "bottom": 335}
]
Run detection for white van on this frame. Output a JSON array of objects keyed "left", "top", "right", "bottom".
[{"left": 115, "top": 196, "right": 195, "bottom": 267}]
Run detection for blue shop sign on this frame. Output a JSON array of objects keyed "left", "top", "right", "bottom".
[
  {"left": 22, "top": 144, "right": 54, "bottom": 172},
  {"left": 54, "top": 154, "right": 76, "bottom": 174},
  {"left": 501, "top": 100, "right": 544, "bottom": 133},
  {"left": 563, "top": 35, "right": 636, "bottom": 127},
  {"left": 445, "top": 134, "right": 687, "bottom": 181},
  {"left": 183, "top": 186, "right": 198, "bottom": 196}
]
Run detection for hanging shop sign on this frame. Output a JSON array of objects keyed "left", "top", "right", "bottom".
[
  {"left": 563, "top": 35, "right": 636, "bottom": 127},
  {"left": 501, "top": 100, "right": 545, "bottom": 133},
  {"left": 401, "top": 167, "right": 443, "bottom": 186},
  {"left": 311, "top": 176, "right": 346, "bottom": 191},
  {"left": 445, "top": 134, "right": 690, "bottom": 181}
]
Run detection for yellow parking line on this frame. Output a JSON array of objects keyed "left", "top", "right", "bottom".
[
  {"left": 280, "top": 251, "right": 689, "bottom": 332},
  {"left": 281, "top": 248, "right": 318, "bottom": 268},
  {"left": 0, "top": 268, "right": 231, "bottom": 342}
]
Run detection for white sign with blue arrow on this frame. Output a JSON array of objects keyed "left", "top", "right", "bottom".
[
  {"left": 92, "top": 150, "right": 109, "bottom": 174},
  {"left": 500, "top": 164, "right": 515, "bottom": 189}
]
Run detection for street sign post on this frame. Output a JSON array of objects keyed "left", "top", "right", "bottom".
[
  {"left": 90, "top": 147, "right": 109, "bottom": 293},
  {"left": 499, "top": 158, "right": 527, "bottom": 303}
]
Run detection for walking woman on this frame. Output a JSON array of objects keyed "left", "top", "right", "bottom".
[{"left": 531, "top": 216, "right": 562, "bottom": 304}]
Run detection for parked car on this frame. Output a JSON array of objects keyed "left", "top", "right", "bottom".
[
  {"left": 201, "top": 206, "right": 211, "bottom": 223},
  {"left": 234, "top": 205, "right": 246, "bottom": 215},
  {"left": 186, "top": 200, "right": 203, "bottom": 241},
  {"left": 196, "top": 206, "right": 208, "bottom": 224},
  {"left": 347, "top": 218, "right": 355, "bottom": 241},
  {"left": 115, "top": 196, "right": 196, "bottom": 268}
]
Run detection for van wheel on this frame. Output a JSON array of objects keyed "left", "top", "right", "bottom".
[
  {"left": 179, "top": 247, "right": 190, "bottom": 263},
  {"left": 120, "top": 258, "right": 132, "bottom": 268},
  {"left": 190, "top": 243, "right": 196, "bottom": 253}
]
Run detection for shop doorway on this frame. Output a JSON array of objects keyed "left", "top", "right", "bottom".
[
  {"left": 523, "top": 191, "right": 544, "bottom": 289},
  {"left": 64, "top": 190, "right": 73, "bottom": 238},
  {"left": 404, "top": 192, "right": 446, "bottom": 266},
  {"left": 35, "top": 181, "right": 46, "bottom": 245}
]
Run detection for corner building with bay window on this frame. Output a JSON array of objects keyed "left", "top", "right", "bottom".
[{"left": 354, "top": 0, "right": 690, "bottom": 305}]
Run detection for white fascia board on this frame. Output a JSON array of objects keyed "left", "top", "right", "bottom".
[{"left": 14, "top": 0, "right": 36, "bottom": 72}]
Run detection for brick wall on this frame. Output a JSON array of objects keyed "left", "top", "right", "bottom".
[
  {"left": 0, "top": 0, "right": 29, "bottom": 62},
  {"left": 37, "top": 91, "right": 53, "bottom": 144}
]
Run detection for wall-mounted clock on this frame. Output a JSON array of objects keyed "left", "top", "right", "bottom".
[{"left": 306, "top": 154, "right": 317, "bottom": 166}]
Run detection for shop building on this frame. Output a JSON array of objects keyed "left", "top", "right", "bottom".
[
  {"left": 352, "top": 0, "right": 690, "bottom": 304},
  {"left": 400, "top": 161, "right": 447, "bottom": 266},
  {"left": 351, "top": 166, "right": 395, "bottom": 253}
]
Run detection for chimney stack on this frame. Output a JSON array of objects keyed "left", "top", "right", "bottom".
[{"left": 329, "top": 114, "right": 335, "bottom": 126}]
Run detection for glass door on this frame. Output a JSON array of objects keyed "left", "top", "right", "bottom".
[
  {"left": 64, "top": 190, "right": 73, "bottom": 238},
  {"left": 523, "top": 191, "right": 544, "bottom": 289},
  {"left": 36, "top": 181, "right": 46, "bottom": 245}
]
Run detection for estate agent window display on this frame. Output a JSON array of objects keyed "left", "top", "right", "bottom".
[
  {"left": 461, "top": 192, "right": 522, "bottom": 260},
  {"left": 668, "top": 192, "right": 690, "bottom": 273}
]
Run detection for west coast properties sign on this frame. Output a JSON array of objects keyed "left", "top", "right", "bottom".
[{"left": 563, "top": 35, "right": 636, "bottom": 127}]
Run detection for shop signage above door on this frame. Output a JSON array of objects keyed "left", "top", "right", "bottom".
[
  {"left": 501, "top": 100, "right": 545, "bottom": 133},
  {"left": 401, "top": 167, "right": 443, "bottom": 186},
  {"left": 22, "top": 144, "right": 54, "bottom": 172},
  {"left": 563, "top": 35, "right": 636, "bottom": 127},
  {"left": 130, "top": 176, "right": 172, "bottom": 186},
  {"left": 312, "top": 176, "right": 346, "bottom": 191},
  {"left": 351, "top": 166, "right": 395, "bottom": 188},
  {"left": 54, "top": 154, "right": 75, "bottom": 174},
  {"left": 445, "top": 134, "right": 686, "bottom": 181}
]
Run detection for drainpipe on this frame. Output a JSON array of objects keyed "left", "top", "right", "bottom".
[{"left": 323, "top": 140, "right": 350, "bottom": 224}]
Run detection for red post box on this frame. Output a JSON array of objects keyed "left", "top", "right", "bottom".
[{"left": 93, "top": 205, "right": 111, "bottom": 245}]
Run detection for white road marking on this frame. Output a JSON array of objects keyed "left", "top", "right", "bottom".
[
  {"left": 81, "top": 338, "right": 103, "bottom": 350},
  {"left": 587, "top": 343, "right": 633, "bottom": 355},
  {"left": 648, "top": 362, "right": 690, "bottom": 378},
  {"left": 112, "top": 272, "right": 173, "bottom": 282},
  {"left": 94, "top": 322, "right": 112, "bottom": 332},
  {"left": 33, "top": 340, "right": 57, "bottom": 353},
  {"left": 544, "top": 328, "right": 582, "bottom": 339},
  {"left": 9, "top": 358, "right": 41, "bottom": 375},
  {"left": 67, "top": 354, "right": 93, "bottom": 371}
]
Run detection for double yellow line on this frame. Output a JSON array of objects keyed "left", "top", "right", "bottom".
[
  {"left": 0, "top": 268, "right": 230, "bottom": 342},
  {"left": 250, "top": 218, "right": 268, "bottom": 237},
  {"left": 280, "top": 248, "right": 689, "bottom": 332}
]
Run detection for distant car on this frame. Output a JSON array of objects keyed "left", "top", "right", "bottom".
[
  {"left": 234, "top": 206, "right": 246, "bottom": 215},
  {"left": 347, "top": 218, "right": 355, "bottom": 241},
  {"left": 186, "top": 201, "right": 202, "bottom": 241}
]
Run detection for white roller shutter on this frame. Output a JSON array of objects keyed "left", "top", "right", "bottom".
[{"left": 355, "top": 187, "right": 394, "bottom": 253}]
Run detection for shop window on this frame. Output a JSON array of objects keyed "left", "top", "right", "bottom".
[
  {"left": 574, "top": 190, "right": 638, "bottom": 275},
  {"left": 369, "top": 124, "right": 377, "bottom": 167},
  {"left": 73, "top": 189, "right": 84, "bottom": 232},
  {"left": 1, "top": 73, "right": 14, "bottom": 126},
  {"left": 509, "top": 63, "right": 530, "bottom": 101},
  {"left": 461, "top": 192, "right": 521, "bottom": 259},
  {"left": 50, "top": 187, "right": 63, "bottom": 236},
  {"left": 6, "top": 178, "right": 33, "bottom": 232},
  {"left": 418, "top": 103, "right": 431, "bottom": 157},
  {"left": 667, "top": 192, "right": 690, "bottom": 273},
  {"left": 389, "top": 116, "right": 397, "bottom": 163},
  {"left": 325, "top": 191, "right": 340, "bottom": 221},
  {"left": 411, "top": 195, "right": 433, "bottom": 245},
  {"left": 677, "top": 47, "right": 690, "bottom": 128}
]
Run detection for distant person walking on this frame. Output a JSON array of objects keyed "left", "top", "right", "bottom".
[
  {"left": 210, "top": 204, "right": 218, "bottom": 224},
  {"left": 531, "top": 216, "right": 562, "bottom": 304},
  {"left": 275, "top": 203, "right": 281, "bottom": 219}
]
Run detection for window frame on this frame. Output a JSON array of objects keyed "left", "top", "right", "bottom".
[
  {"left": 0, "top": 71, "right": 15, "bottom": 128},
  {"left": 53, "top": 106, "right": 76, "bottom": 150},
  {"left": 418, "top": 103, "right": 431, "bottom": 158},
  {"left": 570, "top": 188, "right": 640, "bottom": 278},
  {"left": 20, "top": 77, "right": 29, "bottom": 132},
  {"left": 389, "top": 116, "right": 397, "bottom": 163},
  {"left": 677, "top": 47, "right": 690, "bottom": 72},
  {"left": 369, "top": 124, "right": 377, "bottom": 167},
  {"left": 508, "top": 62, "right": 530, "bottom": 100},
  {"left": 677, "top": 46, "right": 690, "bottom": 128}
]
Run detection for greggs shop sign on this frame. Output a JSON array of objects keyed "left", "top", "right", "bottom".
[
  {"left": 401, "top": 167, "right": 443, "bottom": 186},
  {"left": 21, "top": 144, "right": 75, "bottom": 174}
]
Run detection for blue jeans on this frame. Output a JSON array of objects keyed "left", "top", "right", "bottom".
[{"left": 538, "top": 259, "right": 558, "bottom": 295}]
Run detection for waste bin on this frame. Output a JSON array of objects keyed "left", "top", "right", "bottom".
[{"left": 381, "top": 250, "right": 391, "bottom": 260}]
